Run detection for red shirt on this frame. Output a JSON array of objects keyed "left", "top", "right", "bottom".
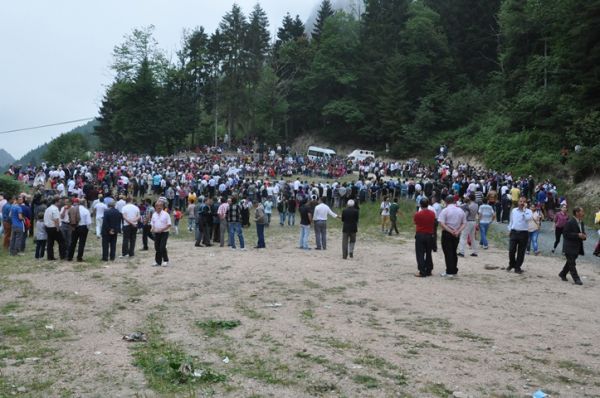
[{"left": 413, "top": 209, "right": 436, "bottom": 234}]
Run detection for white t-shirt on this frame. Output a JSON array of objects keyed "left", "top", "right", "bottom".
[
  {"left": 93, "top": 202, "right": 107, "bottom": 219},
  {"left": 380, "top": 201, "right": 390, "bottom": 216},
  {"left": 121, "top": 203, "right": 140, "bottom": 226},
  {"left": 151, "top": 210, "right": 171, "bottom": 231}
]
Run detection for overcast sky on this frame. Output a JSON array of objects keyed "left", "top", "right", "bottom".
[{"left": 0, "top": 1, "right": 321, "bottom": 159}]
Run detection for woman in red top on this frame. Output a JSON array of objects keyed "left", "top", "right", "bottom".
[{"left": 552, "top": 204, "right": 569, "bottom": 253}]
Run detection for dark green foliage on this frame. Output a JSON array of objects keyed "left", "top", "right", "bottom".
[
  {"left": 196, "top": 319, "right": 242, "bottom": 337},
  {"left": 312, "top": 0, "right": 335, "bottom": 43},
  {"left": 44, "top": 132, "right": 90, "bottom": 165},
  {"left": 0, "top": 175, "right": 23, "bottom": 198}
]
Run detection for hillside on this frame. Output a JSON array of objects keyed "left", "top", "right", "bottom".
[
  {"left": 14, "top": 119, "right": 99, "bottom": 166},
  {"left": 0, "top": 148, "right": 15, "bottom": 167}
]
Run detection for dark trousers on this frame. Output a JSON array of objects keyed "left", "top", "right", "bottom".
[
  {"left": 201, "top": 221, "right": 211, "bottom": 246},
  {"left": 342, "top": 232, "right": 356, "bottom": 259},
  {"left": 69, "top": 226, "right": 88, "bottom": 261},
  {"left": 35, "top": 239, "right": 47, "bottom": 259},
  {"left": 102, "top": 234, "right": 117, "bottom": 261},
  {"left": 256, "top": 223, "right": 265, "bottom": 248},
  {"left": 441, "top": 230, "right": 459, "bottom": 274},
  {"left": 560, "top": 254, "right": 581, "bottom": 281},
  {"left": 212, "top": 221, "right": 220, "bottom": 243},
  {"left": 154, "top": 232, "right": 169, "bottom": 265},
  {"left": 388, "top": 217, "right": 399, "bottom": 235},
  {"left": 46, "top": 226, "right": 66, "bottom": 260},
  {"left": 142, "top": 224, "right": 154, "bottom": 249},
  {"left": 415, "top": 232, "right": 434, "bottom": 276},
  {"left": 122, "top": 225, "right": 137, "bottom": 256},
  {"left": 508, "top": 230, "right": 528, "bottom": 270},
  {"left": 553, "top": 227, "right": 564, "bottom": 250},
  {"left": 314, "top": 221, "right": 327, "bottom": 249}
]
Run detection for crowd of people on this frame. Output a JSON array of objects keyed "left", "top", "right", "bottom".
[{"left": 1, "top": 145, "right": 599, "bottom": 286}]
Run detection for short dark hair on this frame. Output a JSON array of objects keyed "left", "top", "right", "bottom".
[
  {"left": 420, "top": 197, "right": 430, "bottom": 208},
  {"left": 573, "top": 206, "right": 583, "bottom": 216}
]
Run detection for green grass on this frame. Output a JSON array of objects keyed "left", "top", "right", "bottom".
[
  {"left": 352, "top": 374, "right": 379, "bottom": 389},
  {"left": 131, "top": 316, "right": 226, "bottom": 394},
  {"left": 196, "top": 319, "right": 241, "bottom": 337},
  {"left": 454, "top": 329, "right": 494, "bottom": 345},
  {"left": 422, "top": 382, "right": 453, "bottom": 397}
]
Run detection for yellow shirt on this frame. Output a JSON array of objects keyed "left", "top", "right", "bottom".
[
  {"left": 510, "top": 187, "right": 520, "bottom": 202},
  {"left": 595, "top": 210, "right": 600, "bottom": 225}
]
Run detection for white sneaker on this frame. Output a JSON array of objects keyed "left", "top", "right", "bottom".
[
  {"left": 440, "top": 272, "right": 455, "bottom": 278},
  {"left": 162, "top": 262, "right": 169, "bottom": 267},
  {"left": 119, "top": 255, "right": 129, "bottom": 258}
]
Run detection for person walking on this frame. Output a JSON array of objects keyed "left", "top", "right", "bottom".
[
  {"left": 552, "top": 204, "right": 569, "bottom": 254},
  {"left": 559, "top": 206, "right": 587, "bottom": 285},
  {"left": 93, "top": 196, "right": 107, "bottom": 238},
  {"left": 414, "top": 197, "right": 436, "bottom": 277},
  {"left": 254, "top": 202, "right": 266, "bottom": 248},
  {"left": 341, "top": 199, "right": 359, "bottom": 259},
  {"left": 217, "top": 197, "right": 229, "bottom": 247},
  {"left": 120, "top": 197, "right": 140, "bottom": 258},
  {"left": 458, "top": 194, "right": 479, "bottom": 257},
  {"left": 438, "top": 195, "right": 466, "bottom": 277},
  {"left": 594, "top": 205, "right": 600, "bottom": 257},
  {"left": 101, "top": 201, "right": 122, "bottom": 262},
  {"left": 68, "top": 199, "right": 92, "bottom": 262},
  {"left": 388, "top": 197, "right": 400, "bottom": 236},
  {"left": 507, "top": 196, "right": 532, "bottom": 274},
  {"left": 313, "top": 196, "right": 338, "bottom": 250},
  {"left": 151, "top": 200, "right": 171, "bottom": 266},
  {"left": 380, "top": 196, "right": 391, "bottom": 233},
  {"left": 9, "top": 196, "right": 25, "bottom": 256},
  {"left": 298, "top": 200, "right": 313, "bottom": 250},
  {"left": 527, "top": 203, "right": 542, "bottom": 255}
]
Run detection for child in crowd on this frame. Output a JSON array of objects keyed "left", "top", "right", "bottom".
[
  {"left": 34, "top": 213, "right": 47, "bottom": 259},
  {"left": 173, "top": 207, "right": 182, "bottom": 235}
]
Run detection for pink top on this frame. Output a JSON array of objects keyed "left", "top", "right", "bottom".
[{"left": 554, "top": 211, "right": 569, "bottom": 228}]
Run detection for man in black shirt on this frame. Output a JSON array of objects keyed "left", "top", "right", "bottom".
[
  {"left": 341, "top": 199, "right": 359, "bottom": 259},
  {"left": 298, "top": 200, "right": 312, "bottom": 250}
]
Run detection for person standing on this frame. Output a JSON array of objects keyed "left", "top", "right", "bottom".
[
  {"left": 2, "top": 195, "right": 12, "bottom": 251},
  {"left": 341, "top": 199, "right": 359, "bottom": 259},
  {"left": 101, "top": 201, "right": 122, "bottom": 262},
  {"left": 121, "top": 197, "right": 140, "bottom": 258},
  {"left": 44, "top": 197, "right": 66, "bottom": 260},
  {"left": 9, "top": 196, "right": 25, "bottom": 256},
  {"left": 68, "top": 199, "right": 92, "bottom": 262},
  {"left": 59, "top": 199, "right": 73, "bottom": 252},
  {"left": 438, "top": 195, "right": 466, "bottom": 277},
  {"left": 507, "top": 196, "right": 532, "bottom": 274},
  {"left": 186, "top": 199, "right": 196, "bottom": 232},
  {"left": 380, "top": 196, "right": 391, "bottom": 233},
  {"left": 527, "top": 203, "right": 542, "bottom": 255},
  {"left": 298, "top": 200, "right": 313, "bottom": 250},
  {"left": 559, "top": 206, "right": 587, "bottom": 285},
  {"left": 226, "top": 197, "right": 245, "bottom": 250},
  {"left": 594, "top": 205, "right": 600, "bottom": 257},
  {"left": 388, "top": 197, "right": 400, "bottom": 236},
  {"left": 151, "top": 200, "right": 171, "bottom": 266},
  {"left": 478, "top": 198, "right": 495, "bottom": 250},
  {"left": 552, "top": 204, "right": 569, "bottom": 254},
  {"left": 141, "top": 198, "right": 155, "bottom": 251},
  {"left": 93, "top": 196, "right": 107, "bottom": 238},
  {"left": 263, "top": 197, "right": 273, "bottom": 227},
  {"left": 458, "top": 194, "right": 479, "bottom": 257},
  {"left": 414, "top": 197, "right": 436, "bottom": 277},
  {"left": 217, "top": 197, "right": 229, "bottom": 247},
  {"left": 254, "top": 202, "right": 266, "bottom": 248},
  {"left": 34, "top": 213, "right": 47, "bottom": 260},
  {"left": 313, "top": 196, "right": 338, "bottom": 250}
]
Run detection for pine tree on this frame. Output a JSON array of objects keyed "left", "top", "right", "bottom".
[
  {"left": 246, "top": 3, "right": 271, "bottom": 85},
  {"left": 312, "top": 0, "right": 335, "bottom": 42}
]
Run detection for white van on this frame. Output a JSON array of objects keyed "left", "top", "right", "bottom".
[
  {"left": 307, "top": 146, "right": 336, "bottom": 161},
  {"left": 347, "top": 149, "right": 375, "bottom": 163}
]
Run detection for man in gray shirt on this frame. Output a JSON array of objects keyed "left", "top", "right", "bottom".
[
  {"left": 438, "top": 195, "right": 467, "bottom": 277},
  {"left": 459, "top": 194, "right": 480, "bottom": 257}
]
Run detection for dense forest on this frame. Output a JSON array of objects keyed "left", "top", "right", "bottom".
[{"left": 95, "top": 0, "right": 600, "bottom": 180}]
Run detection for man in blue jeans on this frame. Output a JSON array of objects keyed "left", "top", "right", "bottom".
[
  {"left": 478, "top": 198, "right": 495, "bottom": 249},
  {"left": 226, "top": 197, "right": 245, "bottom": 249}
]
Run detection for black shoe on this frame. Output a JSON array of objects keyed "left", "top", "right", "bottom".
[
  {"left": 506, "top": 266, "right": 513, "bottom": 272},
  {"left": 470, "top": 253, "right": 478, "bottom": 257},
  {"left": 349, "top": 253, "right": 353, "bottom": 258},
  {"left": 514, "top": 269, "right": 524, "bottom": 274},
  {"left": 558, "top": 273, "right": 568, "bottom": 281},
  {"left": 457, "top": 253, "right": 464, "bottom": 257},
  {"left": 574, "top": 280, "right": 583, "bottom": 286}
]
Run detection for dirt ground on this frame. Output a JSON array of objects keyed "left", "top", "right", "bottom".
[{"left": 1, "top": 225, "right": 599, "bottom": 398}]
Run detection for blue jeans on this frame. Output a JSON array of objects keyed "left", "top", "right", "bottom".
[
  {"left": 228, "top": 222, "right": 244, "bottom": 249},
  {"left": 528, "top": 230, "right": 539, "bottom": 253},
  {"left": 479, "top": 222, "right": 490, "bottom": 247},
  {"left": 279, "top": 212, "right": 286, "bottom": 226},
  {"left": 299, "top": 224, "right": 310, "bottom": 249},
  {"left": 287, "top": 213, "right": 295, "bottom": 226},
  {"left": 256, "top": 223, "right": 265, "bottom": 248}
]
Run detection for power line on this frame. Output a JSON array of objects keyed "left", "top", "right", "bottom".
[{"left": 0, "top": 117, "right": 96, "bottom": 135}]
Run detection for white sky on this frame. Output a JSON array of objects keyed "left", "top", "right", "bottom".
[{"left": 0, "top": 1, "right": 319, "bottom": 159}]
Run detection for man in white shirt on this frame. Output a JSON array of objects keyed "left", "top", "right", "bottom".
[
  {"left": 507, "top": 196, "right": 532, "bottom": 274},
  {"left": 313, "top": 196, "right": 338, "bottom": 250},
  {"left": 151, "top": 201, "right": 171, "bottom": 266},
  {"left": 115, "top": 195, "right": 127, "bottom": 213},
  {"left": 44, "top": 197, "right": 66, "bottom": 260},
  {"left": 68, "top": 198, "right": 92, "bottom": 262},
  {"left": 93, "top": 196, "right": 108, "bottom": 237},
  {"left": 120, "top": 197, "right": 140, "bottom": 258}
]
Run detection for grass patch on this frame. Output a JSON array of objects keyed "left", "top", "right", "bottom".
[
  {"left": 131, "top": 316, "right": 226, "bottom": 394},
  {"left": 196, "top": 319, "right": 241, "bottom": 337},
  {"left": 352, "top": 374, "right": 379, "bottom": 389},
  {"left": 557, "top": 359, "right": 597, "bottom": 376},
  {"left": 301, "top": 309, "right": 315, "bottom": 320},
  {"left": 302, "top": 278, "right": 322, "bottom": 289},
  {"left": 454, "top": 329, "right": 494, "bottom": 345},
  {"left": 236, "top": 301, "right": 264, "bottom": 320},
  {"left": 234, "top": 357, "right": 301, "bottom": 386},
  {"left": 0, "top": 301, "right": 20, "bottom": 314},
  {"left": 422, "top": 382, "right": 453, "bottom": 397},
  {"left": 306, "top": 381, "right": 338, "bottom": 395}
]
